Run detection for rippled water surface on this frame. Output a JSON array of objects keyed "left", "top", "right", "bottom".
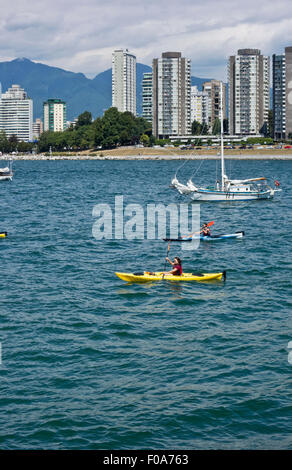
[{"left": 0, "top": 159, "right": 291, "bottom": 449}]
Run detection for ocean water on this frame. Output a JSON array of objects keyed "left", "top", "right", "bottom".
[{"left": 0, "top": 158, "right": 291, "bottom": 449}]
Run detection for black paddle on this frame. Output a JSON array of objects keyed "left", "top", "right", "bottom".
[
  {"left": 162, "top": 242, "right": 171, "bottom": 279},
  {"left": 163, "top": 221, "right": 214, "bottom": 242},
  {"left": 163, "top": 238, "right": 192, "bottom": 242}
]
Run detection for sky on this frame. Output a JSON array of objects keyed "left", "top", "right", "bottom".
[{"left": 0, "top": 0, "right": 292, "bottom": 80}]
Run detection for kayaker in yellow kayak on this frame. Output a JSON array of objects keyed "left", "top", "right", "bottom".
[{"left": 163, "top": 256, "right": 183, "bottom": 276}]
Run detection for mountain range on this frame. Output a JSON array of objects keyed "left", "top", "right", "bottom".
[{"left": 0, "top": 58, "right": 212, "bottom": 121}]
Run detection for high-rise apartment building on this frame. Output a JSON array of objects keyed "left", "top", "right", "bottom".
[
  {"left": 43, "top": 99, "right": 67, "bottom": 132},
  {"left": 190, "top": 86, "right": 209, "bottom": 127},
  {"left": 202, "top": 80, "right": 226, "bottom": 130},
  {"left": 228, "top": 49, "right": 270, "bottom": 135},
  {"left": 0, "top": 84, "right": 33, "bottom": 142},
  {"left": 272, "top": 47, "right": 292, "bottom": 140},
  {"left": 152, "top": 52, "right": 191, "bottom": 138},
  {"left": 112, "top": 49, "right": 136, "bottom": 115},
  {"left": 285, "top": 47, "right": 292, "bottom": 139},
  {"left": 142, "top": 72, "right": 152, "bottom": 122},
  {"left": 273, "top": 54, "right": 286, "bottom": 140}
]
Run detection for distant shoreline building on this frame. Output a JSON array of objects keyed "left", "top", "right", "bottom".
[
  {"left": 142, "top": 72, "right": 152, "bottom": 122},
  {"left": 112, "top": 49, "right": 136, "bottom": 116},
  {"left": 152, "top": 52, "right": 191, "bottom": 139},
  {"left": 32, "top": 118, "right": 43, "bottom": 139},
  {"left": 43, "top": 99, "right": 67, "bottom": 132},
  {"left": 272, "top": 47, "right": 292, "bottom": 140},
  {"left": 285, "top": 47, "right": 292, "bottom": 139},
  {"left": 202, "top": 80, "right": 226, "bottom": 130},
  {"left": 190, "top": 86, "right": 209, "bottom": 126},
  {"left": 228, "top": 49, "right": 270, "bottom": 135},
  {"left": 0, "top": 84, "right": 33, "bottom": 142}
]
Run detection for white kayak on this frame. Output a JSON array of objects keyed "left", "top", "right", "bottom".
[{"left": 164, "top": 231, "right": 245, "bottom": 242}]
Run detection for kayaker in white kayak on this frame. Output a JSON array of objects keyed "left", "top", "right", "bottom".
[
  {"left": 200, "top": 223, "right": 212, "bottom": 237},
  {"left": 163, "top": 256, "right": 183, "bottom": 276}
]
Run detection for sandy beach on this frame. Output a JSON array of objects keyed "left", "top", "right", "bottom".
[{"left": 1, "top": 147, "right": 292, "bottom": 160}]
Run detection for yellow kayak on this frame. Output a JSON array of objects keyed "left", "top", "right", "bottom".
[
  {"left": 115, "top": 271, "right": 226, "bottom": 283},
  {"left": 0, "top": 232, "right": 7, "bottom": 238}
]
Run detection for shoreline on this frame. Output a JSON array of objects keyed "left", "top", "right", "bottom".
[{"left": 1, "top": 153, "right": 292, "bottom": 161}]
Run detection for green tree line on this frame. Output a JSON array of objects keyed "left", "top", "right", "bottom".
[
  {"left": 38, "top": 108, "right": 152, "bottom": 152},
  {"left": 0, "top": 131, "right": 35, "bottom": 153}
]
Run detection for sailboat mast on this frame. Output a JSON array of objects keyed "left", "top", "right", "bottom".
[{"left": 220, "top": 81, "right": 225, "bottom": 190}]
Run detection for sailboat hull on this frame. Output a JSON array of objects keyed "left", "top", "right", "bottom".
[
  {"left": 190, "top": 189, "right": 275, "bottom": 201},
  {"left": 0, "top": 174, "right": 13, "bottom": 181}
]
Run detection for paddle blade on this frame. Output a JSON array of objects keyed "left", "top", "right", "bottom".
[{"left": 208, "top": 221, "right": 214, "bottom": 227}]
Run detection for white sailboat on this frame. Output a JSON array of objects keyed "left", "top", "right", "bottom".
[
  {"left": 171, "top": 83, "right": 281, "bottom": 201},
  {"left": 0, "top": 160, "right": 13, "bottom": 181}
]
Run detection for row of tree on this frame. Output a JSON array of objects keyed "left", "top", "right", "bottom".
[
  {"left": 0, "top": 131, "right": 35, "bottom": 153},
  {"left": 192, "top": 114, "right": 274, "bottom": 138},
  {"left": 191, "top": 118, "right": 229, "bottom": 136},
  {"left": 38, "top": 108, "right": 152, "bottom": 152}
]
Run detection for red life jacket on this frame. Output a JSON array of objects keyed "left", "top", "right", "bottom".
[
  {"left": 203, "top": 229, "right": 211, "bottom": 236},
  {"left": 173, "top": 264, "right": 183, "bottom": 275}
]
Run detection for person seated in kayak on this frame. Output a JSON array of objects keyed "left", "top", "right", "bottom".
[
  {"left": 200, "top": 223, "right": 211, "bottom": 237},
  {"left": 164, "top": 256, "right": 183, "bottom": 276}
]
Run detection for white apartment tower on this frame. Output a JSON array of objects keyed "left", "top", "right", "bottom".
[
  {"left": 228, "top": 49, "right": 270, "bottom": 135},
  {"left": 152, "top": 52, "right": 191, "bottom": 138},
  {"left": 112, "top": 49, "right": 136, "bottom": 115},
  {"left": 0, "top": 84, "right": 33, "bottom": 142}
]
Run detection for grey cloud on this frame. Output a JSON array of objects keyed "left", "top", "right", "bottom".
[{"left": 5, "top": 19, "right": 44, "bottom": 32}]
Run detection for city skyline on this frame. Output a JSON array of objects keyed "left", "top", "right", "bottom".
[
  {"left": 1, "top": 43, "right": 292, "bottom": 140},
  {"left": 0, "top": 0, "right": 292, "bottom": 81}
]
